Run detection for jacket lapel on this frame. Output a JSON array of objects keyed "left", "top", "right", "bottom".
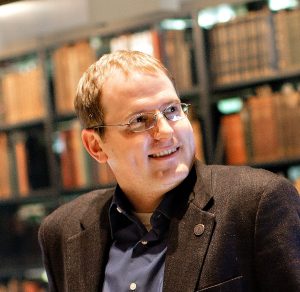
[
  {"left": 65, "top": 192, "right": 113, "bottom": 292},
  {"left": 163, "top": 162, "right": 216, "bottom": 292}
]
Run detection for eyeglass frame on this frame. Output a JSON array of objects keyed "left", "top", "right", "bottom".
[{"left": 86, "top": 102, "right": 191, "bottom": 133}]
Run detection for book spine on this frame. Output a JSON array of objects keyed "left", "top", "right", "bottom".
[{"left": 221, "top": 113, "right": 247, "bottom": 165}]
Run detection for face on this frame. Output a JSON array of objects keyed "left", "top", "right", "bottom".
[{"left": 89, "top": 70, "right": 195, "bottom": 206}]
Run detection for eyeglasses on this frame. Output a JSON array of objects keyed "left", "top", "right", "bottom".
[{"left": 88, "top": 102, "right": 190, "bottom": 133}]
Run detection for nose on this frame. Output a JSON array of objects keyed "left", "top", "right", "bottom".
[{"left": 152, "top": 112, "right": 174, "bottom": 140}]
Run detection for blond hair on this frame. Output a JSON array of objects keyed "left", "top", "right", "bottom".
[{"left": 74, "top": 50, "right": 174, "bottom": 133}]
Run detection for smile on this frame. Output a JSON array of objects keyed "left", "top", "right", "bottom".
[{"left": 149, "top": 147, "right": 179, "bottom": 158}]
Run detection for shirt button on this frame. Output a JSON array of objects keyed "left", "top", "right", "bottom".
[
  {"left": 141, "top": 240, "right": 148, "bottom": 245},
  {"left": 130, "top": 282, "right": 137, "bottom": 290},
  {"left": 116, "top": 206, "right": 123, "bottom": 213}
]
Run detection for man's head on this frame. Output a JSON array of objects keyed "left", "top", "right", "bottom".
[
  {"left": 76, "top": 50, "right": 196, "bottom": 211},
  {"left": 74, "top": 50, "right": 174, "bottom": 136}
]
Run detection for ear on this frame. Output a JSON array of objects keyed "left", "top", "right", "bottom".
[{"left": 81, "top": 129, "right": 108, "bottom": 163}]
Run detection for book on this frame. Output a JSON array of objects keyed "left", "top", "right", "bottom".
[
  {"left": 274, "top": 8, "right": 300, "bottom": 70},
  {"left": 1, "top": 71, "right": 19, "bottom": 124},
  {"left": 110, "top": 29, "right": 161, "bottom": 60},
  {"left": 247, "top": 86, "right": 283, "bottom": 163},
  {"left": 295, "top": 178, "right": 300, "bottom": 194},
  {"left": 0, "top": 64, "right": 45, "bottom": 125},
  {"left": 221, "top": 113, "right": 248, "bottom": 165},
  {"left": 278, "top": 83, "right": 300, "bottom": 158},
  {"left": 0, "top": 279, "right": 46, "bottom": 292},
  {"left": 191, "top": 118, "right": 205, "bottom": 163},
  {"left": 0, "top": 133, "right": 11, "bottom": 199},
  {"left": 162, "top": 29, "right": 193, "bottom": 91},
  {"left": 52, "top": 41, "right": 96, "bottom": 114},
  {"left": 58, "top": 120, "right": 94, "bottom": 189},
  {"left": 218, "top": 81, "right": 299, "bottom": 165},
  {"left": 13, "top": 132, "right": 30, "bottom": 197}
]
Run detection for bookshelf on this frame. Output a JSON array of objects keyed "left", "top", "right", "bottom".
[
  {"left": 1, "top": 0, "right": 300, "bottom": 286},
  {"left": 193, "top": 0, "right": 300, "bottom": 189}
]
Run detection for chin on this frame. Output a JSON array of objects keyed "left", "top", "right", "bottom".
[{"left": 157, "top": 164, "right": 190, "bottom": 185}]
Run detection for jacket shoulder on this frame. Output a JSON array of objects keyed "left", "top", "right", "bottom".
[
  {"left": 206, "top": 164, "right": 293, "bottom": 193},
  {"left": 39, "top": 188, "right": 114, "bottom": 239},
  {"left": 196, "top": 163, "right": 299, "bottom": 209}
]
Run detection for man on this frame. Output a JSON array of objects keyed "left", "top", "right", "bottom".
[{"left": 39, "top": 50, "right": 300, "bottom": 291}]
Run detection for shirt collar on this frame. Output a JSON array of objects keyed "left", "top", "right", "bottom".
[{"left": 109, "top": 164, "right": 197, "bottom": 240}]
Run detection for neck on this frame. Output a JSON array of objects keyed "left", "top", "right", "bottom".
[{"left": 128, "top": 191, "right": 165, "bottom": 213}]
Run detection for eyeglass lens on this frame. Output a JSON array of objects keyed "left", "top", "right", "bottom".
[{"left": 128, "top": 103, "right": 189, "bottom": 132}]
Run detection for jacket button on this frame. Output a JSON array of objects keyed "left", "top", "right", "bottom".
[{"left": 194, "top": 224, "right": 205, "bottom": 236}]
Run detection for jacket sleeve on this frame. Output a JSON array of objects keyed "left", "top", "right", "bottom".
[
  {"left": 38, "top": 216, "right": 66, "bottom": 292},
  {"left": 254, "top": 177, "right": 300, "bottom": 291}
]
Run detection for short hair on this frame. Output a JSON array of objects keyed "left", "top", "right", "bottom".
[{"left": 74, "top": 50, "right": 175, "bottom": 135}]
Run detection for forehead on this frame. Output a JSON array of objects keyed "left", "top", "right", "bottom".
[
  {"left": 103, "top": 70, "right": 176, "bottom": 102},
  {"left": 101, "top": 70, "right": 178, "bottom": 120},
  {"left": 106, "top": 69, "right": 172, "bottom": 92}
]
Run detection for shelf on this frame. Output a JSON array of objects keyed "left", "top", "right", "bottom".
[
  {"left": 248, "top": 157, "right": 300, "bottom": 170},
  {"left": 0, "top": 118, "right": 46, "bottom": 132},
  {"left": 212, "top": 68, "right": 300, "bottom": 95},
  {"left": 0, "top": 188, "right": 59, "bottom": 206},
  {"left": 0, "top": 265, "right": 44, "bottom": 281},
  {"left": 179, "top": 86, "right": 201, "bottom": 99},
  {"left": 182, "top": 0, "right": 263, "bottom": 12},
  {"left": 54, "top": 112, "right": 77, "bottom": 123}
]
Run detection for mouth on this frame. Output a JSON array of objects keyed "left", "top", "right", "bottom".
[{"left": 149, "top": 147, "right": 179, "bottom": 158}]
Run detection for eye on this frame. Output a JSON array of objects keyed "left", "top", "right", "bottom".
[
  {"left": 131, "top": 114, "right": 148, "bottom": 124},
  {"left": 164, "top": 103, "right": 182, "bottom": 120},
  {"left": 165, "top": 104, "right": 181, "bottom": 114},
  {"left": 128, "top": 113, "right": 152, "bottom": 131}
]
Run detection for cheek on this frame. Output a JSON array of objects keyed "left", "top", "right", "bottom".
[
  {"left": 178, "top": 122, "right": 194, "bottom": 140},
  {"left": 109, "top": 136, "right": 149, "bottom": 165},
  {"left": 180, "top": 124, "right": 196, "bottom": 155}
]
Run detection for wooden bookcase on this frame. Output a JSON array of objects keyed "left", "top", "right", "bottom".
[{"left": 1, "top": 0, "right": 300, "bottom": 287}]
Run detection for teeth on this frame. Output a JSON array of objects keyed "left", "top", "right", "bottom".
[{"left": 151, "top": 147, "right": 178, "bottom": 158}]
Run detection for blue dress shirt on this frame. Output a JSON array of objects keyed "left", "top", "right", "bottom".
[{"left": 102, "top": 168, "right": 197, "bottom": 292}]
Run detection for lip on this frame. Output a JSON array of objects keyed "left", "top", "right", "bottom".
[{"left": 149, "top": 146, "right": 180, "bottom": 159}]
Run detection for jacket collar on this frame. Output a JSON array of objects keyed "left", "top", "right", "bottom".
[
  {"left": 65, "top": 189, "right": 114, "bottom": 292},
  {"left": 163, "top": 161, "right": 216, "bottom": 292}
]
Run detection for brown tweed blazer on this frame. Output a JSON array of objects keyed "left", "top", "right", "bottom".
[{"left": 38, "top": 161, "right": 300, "bottom": 291}]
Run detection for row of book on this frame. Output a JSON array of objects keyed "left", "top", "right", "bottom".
[
  {"left": 221, "top": 84, "right": 300, "bottom": 165},
  {"left": 2, "top": 8, "right": 300, "bottom": 124},
  {"left": 0, "top": 130, "right": 50, "bottom": 199},
  {"left": 109, "top": 28, "right": 195, "bottom": 91},
  {"left": 0, "top": 124, "right": 116, "bottom": 200},
  {"left": 0, "top": 27, "right": 196, "bottom": 126},
  {"left": 208, "top": 7, "right": 300, "bottom": 86},
  {"left": 208, "top": 9, "right": 275, "bottom": 86},
  {"left": 0, "top": 64, "right": 46, "bottom": 125},
  {"left": 0, "top": 279, "right": 46, "bottom": 292}
]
